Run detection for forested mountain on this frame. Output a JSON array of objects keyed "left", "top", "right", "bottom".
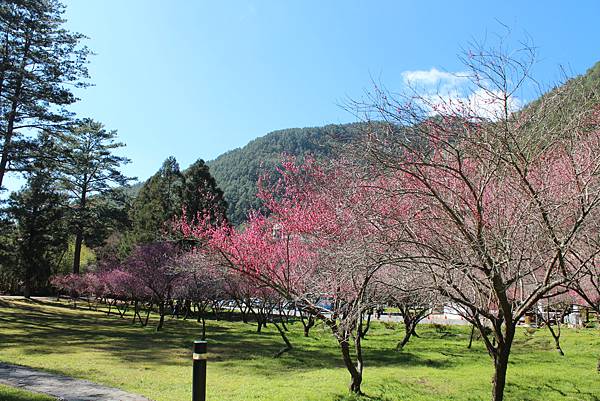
[
  {"left": 207, "top": 123, "right": 364, "bottom": 224},
  {"left": 129, "top": 61, "right": 600, "bottom": 226}
]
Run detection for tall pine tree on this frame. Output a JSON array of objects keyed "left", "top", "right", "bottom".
[
  {"left": 0, "top": 0, "right": 90, "bottom": 190},
  {"left": 182, "top": 159, "right": 227, "bottom": 224},
  {"left": 129, "top": 157, "right": 227, "bottom": 245},
  {"left": 130, "top": 156, "right": 183, "bottom": 243},
  {"left": 5, "top": 134, "right": 68, "bottom": 295},
  {"left": 57, "top": 119, "right": 132, "bottom": 274}
]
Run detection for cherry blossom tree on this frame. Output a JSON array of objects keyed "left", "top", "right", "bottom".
[
  {"left": 178, "top": 157, "right": 403, "bottom": 394},
  {"left": 535, "top": 290, "right": 574, "bottom": 356},
  {"left": 376, "top": 266, "right": 436, "bottom": 351},
  {"left": 173, "top": 251, "right": 226, "bottom": 339},
  {"left": 352, "top": 40, "right": 600, "bottom": 401},
  {"left": 123, "top": 242, "right": 182, "bottom": 331}
]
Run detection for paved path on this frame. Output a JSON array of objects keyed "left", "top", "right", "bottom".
[{"left": 0, "top": 363, "right": 152, "bottom": 401}]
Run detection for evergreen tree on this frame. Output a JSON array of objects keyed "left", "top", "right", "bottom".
[
  {"left": 182, "top": 158, "right": 227, "bottom": 224},
  {"left": 0, "top": 0, "right": 90, "bottom": 190},
  {"left": 0, "top": 208, "right": 19, "bottom": 293},
  {"left": 129, "top": 157, "right": 227, "bottom": 245},
  {"left": 130, "top": 156, "right": 183, "bottom": 244},
  {"left": 5, "top": 134, "right": 68, "bottom": 296},
  {"left": 57, "top": 119, "right": 133, "bottom": 274}
]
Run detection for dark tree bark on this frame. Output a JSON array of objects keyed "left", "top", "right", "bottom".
[
  {"left": 396, "top": 304, "right": 429, "bottom": 351},
  {"left": 299, "top": 310, "right": 315, "bottom": 337},
  {"left": 272, "top": 319, "right": 292, "bottom": 358},
  {"left": 359, "top": 310, "right": 372, "bottom": 339},
  {"left": 156, "top": 301, "right": 166, "bottom": 331},
  {"left": 478, "top": 320, "right": 515, "bottom": 401},
  {"left": 467, "top": 324, "right": 476, "bottom": 349},
  {"left": 339, "top": 337, "right": 363, "bottom": 394},
  {"left": 538, "top": 302, "right": 570, "bottom": 356}
]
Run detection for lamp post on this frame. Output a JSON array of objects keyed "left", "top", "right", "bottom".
[{"left": 192, "top": 340, "right": 207, "bottom": 401}]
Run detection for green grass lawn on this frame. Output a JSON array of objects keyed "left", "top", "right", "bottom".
[
  {"left": 0, "top": 384, "right": 56, "bottom": 401},
  {"left": 0, "top": 298, "right": 598, "bottom": 401}
]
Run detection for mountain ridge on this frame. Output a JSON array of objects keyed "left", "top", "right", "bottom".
[{"left": 129, "top": 60, "right": 600, "bottom": 225}]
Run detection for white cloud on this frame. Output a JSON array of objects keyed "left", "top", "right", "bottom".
[
  {"left": 401, "top": 68, "right": 469, "bottom": 89},
  {"left": 400, "top": 68, "right": 522, "bottom": 120},
  {"left": 465, "top": 88, "right": 522, "bottom": 120}
]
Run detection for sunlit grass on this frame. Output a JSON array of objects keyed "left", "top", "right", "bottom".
[
  {"left": 0, "top": 384, "right": 56, "bottom": 401},
  {"left": 0, "top": 298, "right": 598, "bottom": 401}
]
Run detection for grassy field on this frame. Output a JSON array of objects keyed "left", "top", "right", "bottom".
[
  {"left": 0, "top": 384, "right": 56, "bottom": 401},
  {"left": 0, "top": 298, "right": 598, "bottom": 401}
]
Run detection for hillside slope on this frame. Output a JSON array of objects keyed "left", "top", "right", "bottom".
[
  {"left": 131, "top": 61, "right": 600, "bottom": 225},
  {"left": 207, "top": 123, "right": 363, "bottom": 224}
]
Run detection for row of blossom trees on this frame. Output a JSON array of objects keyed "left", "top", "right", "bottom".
[
  {"left": 52, "top": 43, "right": 600, "bottom": 401},
  {"left": 176, "top": 44, "right": 600, "bottom": 401},
  {"left": 50, "top": 243, "right": 298, "bottom": 340}
]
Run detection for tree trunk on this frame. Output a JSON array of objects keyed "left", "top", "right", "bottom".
[
  {"left": 272, "top": 320, "right": 292, "bottom": 357},
  {"left": 132, "top": 300, "right": 140, "bottom": 324},
  {"left": 490, "top": 325, "right": 515, "bottom": 401},
  {"left": 72, "top": 230, "right": 84, "bottom": 274},
  {"left": 396, "top": 324, "right": 413, "bottom": 351},
  {"left": 212, "top": 301, "right": 221, "bottom": 320},
  {"left": 339, "top": 339, "right": 362, "bottom": 394},
  {"left": 200, "top": 315, "right": 206, "bottom": 340},
  {"left": 0, "top": 35, "right": 30, "bottom": 190},
  {"left": 156, "top": 302, "right": 165, "bottom": 331},
  {"left": 142, "top": 305, "right": 151, "bottom": 327},
  {"left": 546, "top": 323, "right": 564, "bottom": 356},
  {"left": 301, "top": 314, "right": 315, "bottom": 337},
  {"left": 396, "top": 310, "right": 421, "bottom": 350},
  {"left": 360, "top": 311, "right": 372, "bottom": 339},
  {"left": 492, "top": 348, "right": 510, "bottom": 401},
  {"left": 23, "top": 273, "right": 31, "bottom": 299},
  {"left": 468, "top": 324, "right": 475, "bottom": 349},
  {"left": 183, "top": 300, "right": 191, "bottom": 320},
  {"left": 354, "top": 327, "right": 364, "bottom": 389}
]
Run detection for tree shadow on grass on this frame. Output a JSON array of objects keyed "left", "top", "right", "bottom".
[
  {"left": 507, "top": 382, "right": 600, "bottom": 401},
  {"left": 0, "top": 298, "right": 462, "bottom": 376}
]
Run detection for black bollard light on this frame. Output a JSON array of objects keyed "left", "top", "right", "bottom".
[{"left": 192, "top": 340, "right": 207, "bottom": 401}]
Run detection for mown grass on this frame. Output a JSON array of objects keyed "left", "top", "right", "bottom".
[
  {"left": 0, "top": 297, "right": 598, "bottom": 401},
  {"left": 0, "top": 384, "right": 56, "bottom": 401}
]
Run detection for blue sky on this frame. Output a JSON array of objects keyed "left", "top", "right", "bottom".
[{"left": 9, "top": 1, "right": 600, "bottom": 190}]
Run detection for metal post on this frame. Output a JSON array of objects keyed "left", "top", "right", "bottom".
[{"left": 192, "top": 340, "right": 207, "bottom": 401}]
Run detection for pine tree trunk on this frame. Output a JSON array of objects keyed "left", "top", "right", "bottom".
[
  {"left": 73, "top": 230, "right": 83, "bottom": 274},
  {"left": 0, "top": 37, "right": 30, "bottom": 190}
]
